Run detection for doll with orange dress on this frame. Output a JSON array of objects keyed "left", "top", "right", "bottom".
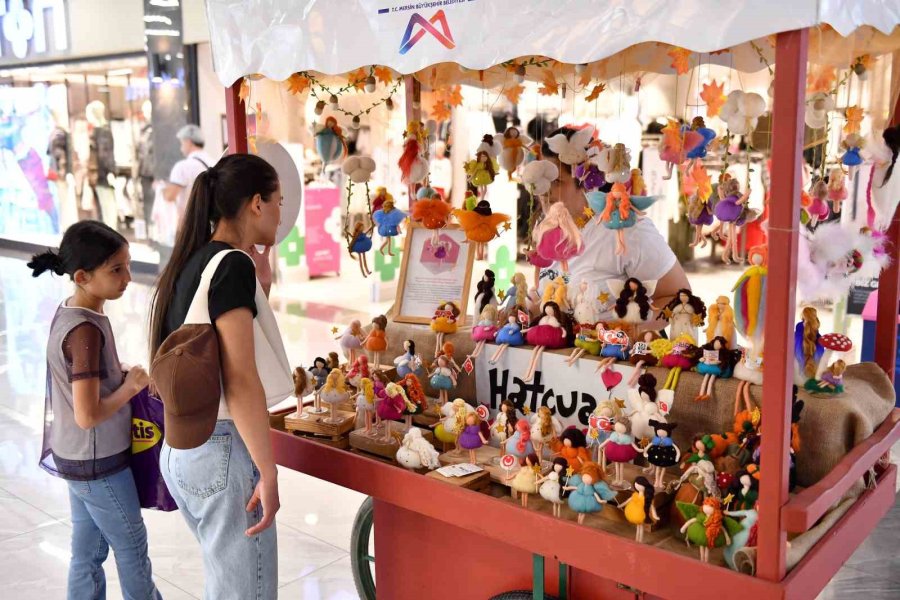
[
  {"left": 362, "top": 315, "right": 388, "bottom": 367},
  {"left": 335, "top": 319, "right": 365, "bottom": 363},
  {"left": 411, "top": 186, "right": 452, "bottom": 245},
  {"left": 532, "top": 201, "right": 584, "bottom": 274},
  {"left": 452, "top": 199, "right": 510, "bottom": 260},
  {"left": 521, "top": 301, "right": 570, "bottom": 383},
  {"left": 551, "top": 427, "right": 592, "bottom": 473},
  {"left": 589, "top": 178, "right": 657, "bottom": 256},
  {"left": 430, "top": 301, "right": 460, "bottom": 357},
  {"left": 498, "top": 126, "right": 532, "bottom": 179},
  {"left": 827, "top": 167, "right": 847, "bottom": 214},
  {"left": 372, "top": 199, "right": 407, "bottom": 257},
  {"left": 658, "top": 118, "right": 705, "bottom": 179}
]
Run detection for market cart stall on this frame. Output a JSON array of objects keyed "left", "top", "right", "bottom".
[{"left": 205, "top": 1, "right": 900, "bottom": 598}]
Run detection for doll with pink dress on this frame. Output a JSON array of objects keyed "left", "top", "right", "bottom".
[
  {"left": 346, "top": 355, "right": 371, "bottom": 389},
  {"left": 597, "top": 416, "right": 642, "bottom": 489},
  {"left": 827, "top": 167, "right": 847, "bottom": 214},
  {"left": 469, "top": 304, "right": 499, "bottom": 360},
  {"left": 376, "top": 382, "right": 408, "bottom": 442},
  {"left": 806, "top": 179, "right": 830, "bottom": 228},
  {"left": 532, "top": 201, "right": 584, "bottom": 274},
  {"left": 522, "top": 301, "right": 570, "bottom": 383}
]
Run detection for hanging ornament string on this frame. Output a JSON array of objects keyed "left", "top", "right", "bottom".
[{"left": 306, "top": 72, "right": 402, "bottom": 120}]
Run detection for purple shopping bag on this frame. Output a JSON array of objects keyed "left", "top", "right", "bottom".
[{"left": 130, "top": 388, "right": 178, "bottom": 511}]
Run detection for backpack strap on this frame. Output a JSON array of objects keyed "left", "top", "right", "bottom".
[{"left": 183, "top": 249, "right": 249, "bottom": 325}]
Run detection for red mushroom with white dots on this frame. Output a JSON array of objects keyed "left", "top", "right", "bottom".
[{"left": 815, "top": 333, "right": 853, "bottom": 379}]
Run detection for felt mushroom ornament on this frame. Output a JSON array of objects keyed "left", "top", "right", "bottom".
[
  {"left": 718, "top": 90, "right": 767, "bottom": 135},
  {"left": 815, "top": 333, "right": 852, "bottom": 379},
  {"left": 804, "top": 92, "right": 835, "bottom": 129}
]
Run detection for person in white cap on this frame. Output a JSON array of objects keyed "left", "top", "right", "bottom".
[{"left": 164, "top": 124, "right": 215, "bottom": 219}]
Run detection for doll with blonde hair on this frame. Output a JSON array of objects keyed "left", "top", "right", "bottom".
[
  {"left": 532, "top": 201, "right": 584, "bottom": 274},
  {"left": 501, "top": 272, "right": 529, "bottom": 317},
  {"left": 827, "top": 167, "right": 847, "bottom": 214},
  {"left": 530, "top": 406, "right": 562, "bottom": 458},
  {"left": 470, "top": 304, "right": 499, "bottom": 359},
  {"left": 335, "top": 319, "right": 365, "bottom": 363},
  {"left": 705, "top": 296, "right": 735, "bottom": 347},
  {"left": 355, "top": 377, "right": 376, "bottom": 434},
  {"left": 793, "top": 306, "right": 822, "bottom": 385},
  {"left": 320, "top": 368, "right": 350, "bottom": 424},
  {"left": 540, "top": 276, "right": 569, "bottom": 312},
  {"left": 457, "top": 411, "right": 489, "bottom": 463}
]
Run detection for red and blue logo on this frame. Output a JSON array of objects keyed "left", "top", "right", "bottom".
[{"left": 398, "top": 10, "right": 455, "bottom": 55}]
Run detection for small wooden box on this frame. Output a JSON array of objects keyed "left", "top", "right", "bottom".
[
  {"left": 425, "top": 468, "right": 491, "bottom": 493},
  {"left": 284, "top": 409, "right": 356, "bottom": 443},
  {"left": 350, "top": 422, "right": 435, "bottom": 460}
]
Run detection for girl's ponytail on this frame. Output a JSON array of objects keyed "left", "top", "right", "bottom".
[
  {"left": 27, "top": 221, "right": 126, "bottom": 279},
  {"left": 27, "top": 250, "right": 65, "bottom": 277}
]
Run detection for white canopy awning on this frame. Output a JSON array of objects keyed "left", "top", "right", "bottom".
[{"left": 206, "top": 0, "right": 900, "bottom": 86}]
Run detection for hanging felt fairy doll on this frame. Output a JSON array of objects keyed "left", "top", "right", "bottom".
[
  {"left": 841, "top": 132, "right": 864, "bottom": 179},
  {"left": 344, "top": 221, "right": 374, "bottom": 276},
  {"left": 498, "top": 126, "right": 533, "bottom": 179},
  {"left": 827, "top": 167, "right": 847, "bottom": 214},
  {"left": 683, "top": 161, "right": 715, "bottom": 248},
  {"left": 683, "top": 116, "right": 717, "bottom": 163},
  {"left": 430, "top": 301, "right": 460, "bottom": 356},
  {"left": 521, "top": 301, "right": 571, "bottom": 383},
  {"left": 659, "top": 289, "right": 707, "bottom": 342},
  {"left": 658, "top": 118, "right": 703, "bottom": 180},
  {"left": 532, "top": 201, "right": 584, "bottom": 274},
  {"left": 714, "top": 174, "right": 752, "bottom": 264},
  {"left": 313, "top": 116, "right": 348, "bottom": 168},
  {"left": 678, "top": 498, "right": 742, "bottom": 563},
  {"left": 608, "top": 278, "right": 657, "bottom": 341},
  {"left": 398, "top": 120, "right": 429, "bottom": 186},
  {"left": 452, "top": 199, "right": 510, "bottom": 260},
  {"left": 805, "top": 179, "right": 830, "bottom": 228},
  {"left": 411, "top": 185, "right": 452, "bottom": 246},
  {"left": 372, "top": 199, "right": 407, "bottom": 257},
  {"left": 371, "top": 186, "right": 392, "bottom": 212},
  {"left": 465, "top": 148, "right": 499, "bottom": 197}
]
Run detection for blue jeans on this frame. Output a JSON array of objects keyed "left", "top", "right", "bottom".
[
  {"left": 160, "top": 421, "right": 277, "bottom": 600},
  {"left": 67, "top": 467, "right": 162, "bottom": 600}
]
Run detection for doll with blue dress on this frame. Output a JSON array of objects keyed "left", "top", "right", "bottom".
[
  {"left": 588, "top": 181, "right": 657, "bottom": 256},
  {"left": 562, "top": 462, "right": 618, "bottom": 525},
  {"left": 489, "top": 315, "right": 525, "bottom": 364},
  {"left": 372, "top": 199, "right": 407, "bottom": 256}
]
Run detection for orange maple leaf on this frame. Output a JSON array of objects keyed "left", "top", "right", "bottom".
[
  {"left": 445, "top": 85, "right": 463, "bottom": 107},
  {"left": 578, "top": 64, "right": 594, "bottom": 87},
  {"left": 668, "top": 47, "right": 692, "bottom": 75},
  {"left": 700, "top": 79, "right": 727, "bottom": 117},
  {"left": 585, "top": 83, "right": 606, "bottom": 102},
  {"left": 348, "top": 68, "right": 368, "bottom": 91},
  {"left": 238, "top": 78, "right": 250, "bottom": 104},
  {"left": 538, "top": 69, "right": 559, "bottom": 96},
  {"left": 806, "top": 66, "right": 836, "bottom": 94},
  {"left": 504, "top": 84, "right": 524, "bottom": 105},
  {"left": 374, "top": 66, "right": 393, "bottom": 85},
  {"left": 285, "top": 73, "right": 309, "bottom": 95},
  {"left": 844, "top": 106, "right": 864, "bottom": 134},
  {"left": 431, "top": 100, "right": 452, "bottom": 122}
]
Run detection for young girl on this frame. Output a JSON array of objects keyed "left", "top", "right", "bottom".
[
  {"left": 31, "top": 221, "right": 161, "bottom": 599},
  {"left": 149, "top": 154, "right": 293, "bottom": 599}
]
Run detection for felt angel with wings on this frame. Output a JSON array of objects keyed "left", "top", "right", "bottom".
[
  {"left": 545, "top": 125, "right": 598, "bottom": 168},
  {"left": 495, "top": 126, "right": 534, "bottom": 179},
  {"left": 607, "top": 278, "right": 658, "bottom": 341}
]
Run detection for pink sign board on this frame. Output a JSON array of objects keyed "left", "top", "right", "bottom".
[{"left": 304, "top": 186, "right": 341, "bottom": 276}]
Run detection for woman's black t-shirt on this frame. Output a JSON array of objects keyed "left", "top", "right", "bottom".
[{"left": 162, "top": 241, "right": 258, "bottom": 342}]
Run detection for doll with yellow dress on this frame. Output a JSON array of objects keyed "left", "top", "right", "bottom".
[
  {"left": 705, "top": 295, "right": 736, "bottom": 348},
  {"left": 452, "top": 199, "right": 510, "bottom": 260},
  {"left": 430, "top": 398, "right": 466, "bottom": 450},
  {"left": 618, "top": 476, "right": 659, "bottom": 543},
  {"left": 465, "top": 149, "right": 500, "bottom": 197},
  {"left": 498, "top": 126, "right": 532, "bottom": 179},
  {"left": 430, "top": 301, "right": 460, "bottom": 356},
  {"left": 565, "top": 321, "right": 602, "bottom": 366},
  {"left": 507, "top": 452, "right": 542, "bottom": 508}
]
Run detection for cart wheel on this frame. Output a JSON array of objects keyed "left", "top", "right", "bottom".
[
  {"left": 350, "top": 496, "right": 376, "bottom": 600},
  {"left": 489, "top": 592, "right": 560, "bottom": 600}
]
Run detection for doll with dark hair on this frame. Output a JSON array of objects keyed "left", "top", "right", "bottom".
[
  {"left": 644, "top": 420, "right": 681, "bottom": 488},
  {"left": 507, "top": 452, "right": 541, "bottom": 508},
  {"left": 473, "top": 269, "right": 497, "bottom": 321},
  {"left": 727, "top": 470, "right": 759, "bottom": 511},
  {"left": 618, "top": 476, "right": 659, "bottom": 543},
  {"left": 610, "top": 277, "right": 655, "bottom": 341},
  {"left": 492, "top": 399, "right": 519, "bottom": 452},
  {"left": 552, "top": 427, "right": 592, "bottom": 473},
  {"left": 522, "top": 301, "right": 570, "bottom": 383},
  {"left": 627, "top": 330, "right": 662, "bottom": 387},
  {"left": 537, "top": 456, "right": 569, "bottom": 518},
  {"left": 308, "top": 357, "right": 330, "bottom": 415},
  {"left": 659, "top": 289, "right": 706, "bottom": 342},
  {"left": 363, "top": 314, "right": 389, "bottom": 368},
  {"left": 696, "top": 336, "right": 730, "bottom": 402}
]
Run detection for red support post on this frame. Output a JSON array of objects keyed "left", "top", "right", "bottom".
[
  {"left": 757, "top": 28, "right": 808, "bottom": 583},
  {"left": 873, "top": 102, "right": 900, "bottom": 380},
  {"left": 225, "top": 79, "right": 248, "bottom": 154}
]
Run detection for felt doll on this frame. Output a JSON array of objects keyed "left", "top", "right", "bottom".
[
  {"left": 473, "top": 269, "right": 498, "bottom": 322},
  {"left": 532, "top": 201, "right": 584, "bottom": 274},
  {"left": 376, "top": 382, "right": 408, "bottom": 442},
  {"left": 400, "top": 373, "right": 428, "bottom": 430},
  {"left": 470, "top": 304, "right": 499, "bottom": 360},
  {"left": 588, "top": 398, "right": 625, "bottom": 469},
  {"left": 498, "top": 126, "right": 532, "bottom": 178},
  {"left": 618, "top": 476, "right": 659, "bottom": 543},
  {"left": 507, "top": 452, "right": 541, "bottom": 508},
  {"left": 815, "top": 359, "right": 846, "bottom": 394},
  {"left": 551, "top": 427, "right": 592, "bottom": 474},
  {"left": 727, "top": 470, "right": 759, "bottom": 511},
  {"left": 597, "top": 417, "right": 642, "bottom": 488},
  {"left": 411, "top": 185, "right": 452, "bottom": 246},
  {"left": 293, "top": 367, "right": 315, "bottom": 414},
  {"left": 659, "top": 333, "right": 701, "bottom": 392},
  {"left": 608, "top": 278, "right": 657, "bottom": 341},
  {"left": 678, "top": 498, "right": 742, "bottom": 563},
  {"left": 659, "top": 289, "right": 707, "bottom": 342},
  {"left": 673, "top": 455, "right": 720, "bottom": 506},
  {"left": 841, "top": 132, "right": 864, "bottom": 179},
  {"left": 398, "top": 120, "right": 428, "bottom": 186},
  {"left": 504, "top": 418, "right": 535, "bottom": 462},
  {"left": 327, "top": 352, "right": 341, "bottom": 371},
  {"left": 733, "top": 348, "right": 763, "bottom": 413},
  {"left": 465, "top": 149, "right": 500, "bottom": 196},
  {"left": 627, "top": 168, "right": 647, "bottom": 196},
  {"left": 439, "top": 341, "right": 463, "bottom": 374},
  {"left": 320, "top": 368, "right": 351, "bottom": 424},
  {"left": 683, "top": 161, "right": 714, "bottom": 248},
  {"left": 362, "top": 314, "right": 389, "bottom": 368},
  {"left": 806, "top": 179, "right": 830, "bottom": 228},
  {"left": 307, "top": 357, "right": 330, "bottom": 415},
  {"left": 428, "top": 354, "right": 457, "bottom": 406},
  {"left": 355, "top": 377, "right": 376, "bottom": 435},
  {"left": 371, "top": 186, "right": 392, "bottom": 212},
  {"left": 346, "top": 355, "right": 371, "bottom": 389},
  {"left": 594, "top": 327, "right": 630, "bottom": 375},
  {"left": 644, "top": 420, "right": 681, "bottom": 488},
  {"left": 492, "top": 399, "right": 519, "bottom": 451},
  {"left": 396, "top": 427, "right": 441, "bottom": 470},
  {"left": 681, "top": 435, "right": 715, "bottom": 468},
  {"left": 627, "top": 331, "right": 663, "bottom": 387},
  {"left": 590, "top": 180, "right": 657, "bottom": 256},
  {"left": 705, "top": 296, "right": 736, "bottom": 348},
  {"left": 537, "top": 457, "right": 569, "bottom": 518},
  {"left": 658, "top": 118, "right": 705, "bottom": 179},
  {"left": 683, "top": 116, "right": 717, "bottom": 163},
  {"left": 696, "top": 336, "right": 730, "bottom": 402},
  {"left": 457, "top": 411, "right": 490, "bottom": 464},
  {"left": 793, "top": 306, "right": 823, "bottom": 387},
  {"left": 627, "top": 373, "right": 666, "bottom": 442},
  {"left": 394, "top": 340, "right": 424, "bottom": 378},
  {"left": 335, "top": 319, "right": 365, "bottom": 363},
  {"left": 372, "top": 200, "right": 407, "bottom": 256},
  {"left": 827, "top": 167, "right": 847, "bottom": 214},
  {"left": 431, "top": 398, "right": 468, "bottom": 450},
  {"left": 522, "top": 301, "right": 570, "bottom": 383},
  {"left": 500, "top": 272, "right": 529, "bottom": 317},
  {"left": 565, "top": 321, "right": 602, "bottom": 366},
  {"left": 313, "top": 116, "right": 348, "bottom": 167},
  {"left": 489, "top": 315, "right": 525, "bottom": 364},
  {"left": 452, "top": 200, "right": 511, "bottom": 260},
  {"left": 732, "top": 249, "right": 767, "bottom": 391},
  {"left": 344, "top": 221, "right": 374, "bottom": 277},
  {"left": 430, "top": 301, "right": 460, "bottom": 356},
  {"left": 530, "top": 406, "right": 563, "bottom": 458},
  {"left": 540, "top": 276, "right": 570, "bottom": 313},
  {"left": 723, "top": 507, "right": 759, "bottom": 571},
  {"left": 572, "top": 280, "right": 599, "bottom": 328},
  {"left": 714, "top": 175, "right": 752, "bottom": 264},
  {"left": 563, "top": 462, "right": 618, "bottom": 525},
  {"left": 574, "top": 161, "right": 606, "bottom": 191}
]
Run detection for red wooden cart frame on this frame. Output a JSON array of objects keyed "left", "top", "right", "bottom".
[{"left": 223, "top": 28, "right": 900, "bottom": 599}]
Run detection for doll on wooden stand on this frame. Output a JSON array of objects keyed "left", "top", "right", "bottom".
[
  {"left": 307, "top": 357, "right": 330, "bottom": 415},
  {"left": 492, "top": 399, "right": 519, "bottom": 452},
  {"left": 355, "top": 377, "right": 376, "bottom": 435},
  {"left": 470, "top": 304, "right": 500, "bottom": 359},
  {"left": 320, "top": 369, "right": 351, "bottom": 425},
  {"left": 507, "top": 452, "right": 541, "bottom": 508},
  {"left": 377, "top": 382, "right": 408, "bottom": 442},
  {"left": 335, "top": 319, "right": 365, "bottom": 362},
  {"left": 563, "top": 462, "right": 618, "bottom": 525},
  {"left": 428, "top": 354, "right": 457, "bottom": 406},
  {"left": 598, "top": 416, "right": 642, "bottom": 489},
  {"left": 363, "top": 315, "right": 389, "bottom": 368},
  {"left": 537, "top": 457, "right": 569, "bottom": 518},
  {"left": 293, "top": 367, "right": 315, "bottom": 413},
  {"left": 644, "top": 420, "right": 680, "bottom": 488},
  {"left": 589, "top": 398, "right": 625, "bottom": 470},
  {"left": 346, "top": 355, "right": 371, "bottom": 389},
  {"left": 430, "top": 301, "right": 460, "bottom": 357},
  {"left": 505, "top": 418, "right": 535, "bottom": 462},
  {"left": 396, "top": 427, "right": 441, "bottom": 471},
  {"left": 394, "top": 340, "right": 424, "bottom": 378},
  {"left": 530, "top": 406, "right": 563, "bottom": 458},
  {"left": 522, "top": 301, "right": 570, "bottom": 383},
  {"left": 457, "top": 411, "right": 490, "bottom": 464},
  {"left": 618, "top": 476, "right": 659, "bottom": 543},
  {"left": 490, "top": 315, "right": 525, "bottom": 364},
  {"left": 400, "top": 374, "right": 428, "bottom": 430},
  {"left": 608, "top": 278, "right": 656, "bottom": 341},
  {"left": 431, "top": 398, "right": 466, "bottom": 451},
  {"left": 678, "top": 498, "right": 741, "bottom": 563},
  {"left": 627, "top": 331, "right": 662, "bottom": 387},
  {"left": 552, "top": 427, "right": 592, "bottom": 473}
]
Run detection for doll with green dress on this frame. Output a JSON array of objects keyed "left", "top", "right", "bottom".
[{"left": 678, "top": 498, "right": 743, "bottom": 563}]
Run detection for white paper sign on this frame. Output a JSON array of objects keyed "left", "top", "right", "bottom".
[{"left": 475, "top": 344, "right": 638, "bottom": 431}]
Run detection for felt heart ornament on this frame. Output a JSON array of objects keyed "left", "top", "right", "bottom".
[{"left": 601, "top": 369, "right": 623, "bottom": 389}]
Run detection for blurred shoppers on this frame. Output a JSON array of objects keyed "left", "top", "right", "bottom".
[{"left": 430, "top": 140, "right": 452, "bottom": 200}]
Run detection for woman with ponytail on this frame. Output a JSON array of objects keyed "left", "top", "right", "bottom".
[
  {"left": 149, "top": 153, "right": 290, "bottom": 599},
  {"left": 29, "top": 221, "right": 161, "bottom": 598}
]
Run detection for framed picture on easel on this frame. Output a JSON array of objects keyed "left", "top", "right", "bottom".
[{"left": 393, "top": 222, "right": 476, "bottom": 326}]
